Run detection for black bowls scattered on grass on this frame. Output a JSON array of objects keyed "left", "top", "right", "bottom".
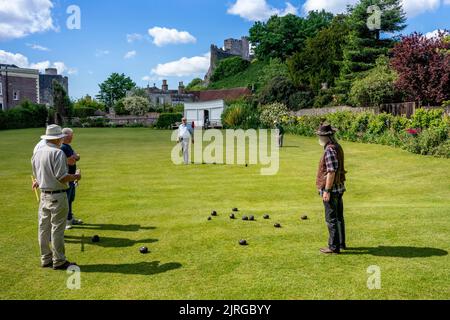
[
  {"left": 230, "top": 214, "right": 236, "bottom": 219},
  {"left": 242, "top": 216, "right": 249, "bottom": 221},
  {"left": 301, "top": 215, "right": 308, "bottom": 220},
  {"left": 263, "top": 214, "right": 270, "bottom": 220},
  {"left": 139, "top": 247, "right": 149, "bottom": 254},
  {"left": 274, "top": 223, "right": 281, "bottom": 228},
  {"left": 208, "top": 217, "right": 212, "bottom": 221},
  {"left": 211, "top": 211, "right": 218, "bottom": 216},
  {"left": 249, "top": 215, "right": 255, "bottom": 221},
  {"left": 239, "top": 240, "right": 248, "bottom": 246},
  {"left": 91, "top": 235, "right": 100, "bottom": 243},
  {"left": 232, "top": 208, "right": 239, "bottom": 212}
]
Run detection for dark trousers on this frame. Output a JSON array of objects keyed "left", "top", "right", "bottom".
[
  {"left": 66, "top": 182, "right": 76, "bottom": 221},
  {"left": 323, "top": 192, "right": 346, "bottom": 251}
]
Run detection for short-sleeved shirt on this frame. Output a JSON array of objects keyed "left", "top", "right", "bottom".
[
  {"left": 31, "top": 143, "right": 69, "bottom": 191},
  {"left": 178, "top": 124, "right": 193, "bottom": 140},
  {"left": 33, "top": 139, "right": 47, "bottom": 155},
  {"left": 61, "top": 143, "right": 76, "bottom": 174}
]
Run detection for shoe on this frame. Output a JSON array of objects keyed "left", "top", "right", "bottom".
[
  {"left": 72, "top": 216, "right": 83, "bottom": 225},
  {"left": 65, "top": 220, "right": 73, "bottom": 230},
  {"left": 53, "top": 261, "right": 77, "bottom": 270},
  {"left": 320, "top": 247, "right": 340, "bottom": 254},
  {"left": 41, "top": 262, "right": 53, "bottom": 268}
]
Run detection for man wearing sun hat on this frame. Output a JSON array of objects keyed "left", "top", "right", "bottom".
[
  {"left": 31, "top": 124, "right": 81, "bottom": 270},
  {"left": 316, "top": 124, "right": 347, "bottom": 255}
]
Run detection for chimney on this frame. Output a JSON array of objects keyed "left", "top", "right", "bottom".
[
  {"left": 178, "top": 81, "right": 185, "bottom": 94},
  {"left": 162, "top": 80, "right": 168, "bottom": 92},
  {"left": 45, "top": 68, "right": 58, "bottom": 75}
]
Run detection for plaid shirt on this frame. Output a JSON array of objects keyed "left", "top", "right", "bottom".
[{"left": 322, "top": 144, "right": 346, "bottom": 194}]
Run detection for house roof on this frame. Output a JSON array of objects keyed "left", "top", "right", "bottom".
[{"left": 190, "top": 87, "right": 252, "bottom": 102}]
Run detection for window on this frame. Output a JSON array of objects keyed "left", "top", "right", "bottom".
[
  {"left": 0, "top": 82, "right": 2, "bottom": 96},
  {"left": 13, "top": 90, "right": 20, "bottom": 100}
]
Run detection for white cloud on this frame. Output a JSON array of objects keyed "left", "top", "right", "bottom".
[
  {"left": 0, "top": 0, "right": 56, "bottom": 41},
  {"left": 302, "top": 0, "right": 357, "bottom": 14},
  {"left": 148, "top": 27, "right": 196, "bottom": 47},
  {"left": 95, "top": 49, "right": 110, "bottom": 57},
  {"left": 302, "top": 0, "right": 445, "bottom": 17},
  {"left": 151, "top": 53, "right": 210, "bottom": 77},
  {"left": 26, "top": 43, "right": 50, "bottom": 51},
  {"left": 124, "top": 51, "right": 137, "bottom": 59},
  {"left": 0, "top": 49, "right": 76, "bottom": 75},
  {"left": 126, "top": 33, "right": 143, "bottom": 43},
  {"left": 227, "top": 0, "right": 298, "bottom": 21},
  {"left": 402, "top": 0, "right": 441, "bottom": 17},
  {"left": 425, "top": 29, "right": 449, "bottom": 38}
]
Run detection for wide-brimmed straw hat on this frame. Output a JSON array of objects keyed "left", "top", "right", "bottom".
[
  {"left": 316, "top": 124, "right": 337, "bottom": 136},
  {"left": 40, "top": 125, "right": 67, "bottom": 140}
]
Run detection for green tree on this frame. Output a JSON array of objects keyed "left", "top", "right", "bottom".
[
  {"left": 287, "top": 15, "right": 350, "bottom": 92},
  {"left": 349, "top": 56, "right": 398, "bottom": 107},
  {"left": 73, "top": 95, "right": 106, "bottom": 111},
  {"left": 336, "top": 0, "right": 406, "bottom": 101},
  {"left": 52, "top": 81, "right": 72, "bottom": 125},
  {"left": 122, "top": 96, "right": 150, "bottom": 116},
  {"left": 96, "top": 73, "right": 136, "bottom": 110},
  {"left": 257, "top": 58, "right": 289, "bottom": 91},
  {"left": 249, "top": 11, "right": 333, "bottom": 61}
]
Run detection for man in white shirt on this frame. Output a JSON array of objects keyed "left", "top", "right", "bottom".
[{"left": 177, "top": 118, "right": 194, "bottom": 165}]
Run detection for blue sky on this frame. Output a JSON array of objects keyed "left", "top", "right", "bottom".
[{"left": 1, "top": 0, "right": 449, "bottom": 100}]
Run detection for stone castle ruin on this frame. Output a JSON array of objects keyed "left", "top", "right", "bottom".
[{"left": 204, "top": 37, "right": 253, "bottom": 84}]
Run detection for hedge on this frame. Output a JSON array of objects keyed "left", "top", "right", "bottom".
[
  {"left": 155, "top": 113, "right": 183, "bottom": 129},
  {"left": 284, "top": 109, "right": 450, "bottom": 158},
  {"left": 0, "top": 102, "right": 48, "bottom": 130}
]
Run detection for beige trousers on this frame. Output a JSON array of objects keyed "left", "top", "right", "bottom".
[{"left": 38, "top": 192, "right": 68, "bottom": 267}]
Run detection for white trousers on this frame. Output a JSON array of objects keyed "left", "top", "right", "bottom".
[{"left": 181, "top": 139, "right": 190, "bottom": 164}]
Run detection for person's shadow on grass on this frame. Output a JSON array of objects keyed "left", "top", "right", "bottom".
[
  {"left": 64, "top": 235, "right": 158, "bottom": 248},
  {"left": 342, "top": 246, "right": 448, "bottom": 258},
  {"left": 78, "top": 261, "right": 182, "bottom": 276},
  {"left": 73, "top": 224, "right": 156, "bottom": 232}
]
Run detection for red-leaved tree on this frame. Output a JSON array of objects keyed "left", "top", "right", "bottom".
[{"left": 391, "top": 32, "right": 450, "bottom": 105}]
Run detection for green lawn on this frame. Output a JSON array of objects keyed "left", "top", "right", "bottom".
[{"left": 0, "top": 128, "right": 449, "bottom": 300}]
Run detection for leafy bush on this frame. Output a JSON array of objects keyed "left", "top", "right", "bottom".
[
  {"left": 258, "top": 103, "right": 290, "bottom": 127},
  {"left": 114, "top": 99, "right": 130, "bottom": 115},
  {"left": 410, "top": 108, "right": 445, "bottom": 129},
  {"left": 313, "top": 89, "right": 335, "bottom": 108},
  {"left": 285, "top": 109, "right": 449, "bottom": 158},
  {"left": 349, "top": 56, "right": 398, "bottom": 107},
  {"left": 288, "top": 91, "right": 314, "bottom": 110},
  {"left": 221, "top": 102, "right": 261, "bottom": 129},
  {"left": 72, "top": 107, "right": 97, "bottom": 118},
  {"left": 122, "top": 96, "right": 150, "bottom": 116},
  {"left": 0, "top": 101, "right": 48, "bottom": 130},
  {"left": 155, "top": 113, "right": 183, "bottom": 129},
  {"left": 211, "top": 57, "right": 250, "bottom": 82},
  {"left": 258, "top": 76, "right": 297, "bottom": 109}
]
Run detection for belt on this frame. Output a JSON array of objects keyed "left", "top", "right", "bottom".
[{"left": 42, "top": 190, "right": 67, "bottom": 195}]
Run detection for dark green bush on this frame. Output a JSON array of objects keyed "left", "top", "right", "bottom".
[
  {"left": 155, "top": 113, "right": 183, "bottom": 129},
  {"left": 0, "top": 101, "right": 48, "bottom": 130},
  {"left": 288, "top": 91, "right": 314, "bottom": 110}
]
